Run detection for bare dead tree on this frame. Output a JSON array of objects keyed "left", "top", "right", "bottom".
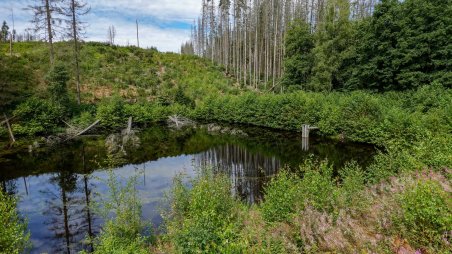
[
  {"left": 107, "top": 25, "right": 116, "bottom": 45},
  {"left": 29, "top": 0, "right": 64, "bottom": 64},
  {"left": 61, "top": 0, "right": 90, "bottom": 105},
  {"left": 186, "top": 0, "right": 376, "bottom": 90}
]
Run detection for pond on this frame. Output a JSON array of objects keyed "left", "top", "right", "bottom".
[{"left": 0, "top": 125, "right": 376, "bottom": 254}]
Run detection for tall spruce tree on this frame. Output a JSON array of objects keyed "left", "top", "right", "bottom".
[{"left": 310, "top": 0, "right": 353, "bottom": 91}]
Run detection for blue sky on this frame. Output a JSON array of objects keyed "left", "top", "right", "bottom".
[{"left": 0, "top": 0, "right": 201, "bottom": 52}]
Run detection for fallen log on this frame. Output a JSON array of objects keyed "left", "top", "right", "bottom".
[
  {"left": 66, "top": 119, "right": 100, "bottom": 141},
  {"left": 3, "top": 113, "right": 16, "bottom": 144},
  {"left": 62, "top": 120, "right": 76, "bottom": 129}
]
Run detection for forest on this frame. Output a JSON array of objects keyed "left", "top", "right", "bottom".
[{"left": 0, "top": 0, "right": 451, "bottom": 253}]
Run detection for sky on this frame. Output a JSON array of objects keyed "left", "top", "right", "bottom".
[{"left": 0, "top": 0, "right": 201, "bottom": 52}]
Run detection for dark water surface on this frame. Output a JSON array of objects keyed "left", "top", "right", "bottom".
[{"left": 0, "top": 125, "right": 376, "bottom": 253}]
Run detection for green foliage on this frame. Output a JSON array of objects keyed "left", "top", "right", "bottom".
[
  {"left": 338, "top": 161, "right": 368, "bottom": 209},
  {"left": 310, "top": 0, "right": 353, "bottom": 91},
  {"left": 88, "top": 169, "right": 152, "bottom": 254},
  {"left": 96, "top": 96, "right": 127, "bottom": 129},
  {"left": 194, "top": 85, "right": 451, "bottom": 158},
  {"left": 0, "top": 54, "right": 33, "bottom": 111},
  {"left": 46, "top": 63, "right": 71, "bottom": 109},
  {"left": 283, "top": 19, "right": 314, "bottom": 89},
  {"left": 349, "top": 0, "right": 452, "bottom": 90},
  {"left": 261, "top": 170, "right": 300, "bottom": 223},
  {"left": 261, "top": 159, "right": 339, "bottom": 223},
  {"left": 283, "top": 0, "right": 451, "bottom": 91},
  {"left": 174, "top": 86, "right": 195, "bottom": 108},
  {"left": 12, "top": 97, "right": 65, "bottom": 135},
  {"left": 165, "top": 170, "right": 244, "bottom": 253},
  {"left": 396, "top": 180, "right": 452, "bottom": 248},
  {"left": 0, "top": 190, "right": 31, "bottom": 254},
  {"left": 71, "top": 110, "right": 96, "bottom": 127}
]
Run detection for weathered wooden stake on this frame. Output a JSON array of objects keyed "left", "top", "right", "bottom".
[
  {"left": 4, "top": 113, "right": 16, "bottom": 143},
  {"left": 302, "top": 137, "right": 309, "bottom": 151},
  {"left": 302, "top": 124, "right": 319, "bottom": 138},
  {"left": 302, "top": 124, "right": 310, "bottom": 138}
]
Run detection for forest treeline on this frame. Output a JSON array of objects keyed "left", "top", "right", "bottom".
[{"left": 182, "top": 0, "right": 451, "bottom": 91}]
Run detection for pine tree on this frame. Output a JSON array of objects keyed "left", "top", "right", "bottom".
[
  {"left": 29, "top": 0, "right": 63, "bottom": 64},
  {"left": 0, "top": 21, "right": 9, "bottom": 42}
]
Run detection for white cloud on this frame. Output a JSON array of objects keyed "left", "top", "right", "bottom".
[
  {"left": 85, "top": 15, "right": 191, "bottom": 52},
  {"left": 0, "top": 0, "right": 202, "bottom": 52}
]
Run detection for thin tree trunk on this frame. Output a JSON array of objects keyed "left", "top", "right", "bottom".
[
  {"left": 71, "top": 0, "right": 81, "bottom": 105},
  {"left": 45, "top": 0, "right": 54, "bottom": 64},
  {"left": 136, "top": 19, "right": 140, "bottom": 47}
]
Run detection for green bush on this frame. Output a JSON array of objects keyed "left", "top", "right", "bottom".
[
  {"left": 71, "top": 111, "right": 96, "bottom": 127},
  {"left": 46, "top": 63, "right": 71, "bottom": 109},
  {"left": 165, "top": 170, "right": 244, "bottom": 253},
  {"left": 397, "top": 180, "right": 452, "bottom": 249},
  {"left": 96, "top": 96, "right": 127, "bottom": 129},
  {"left": 298, "top": 160, "right": 338, "bottom": 213},
  {"left": 338, "top": 161, "right": 368, "bottom": 210},
  {"left": 0, "top": 190, "right": 31, "bottom": 254},
  {"left": 261, "top": 170, "right": 300, "bottom": 223},
  {"left": 87, "top": 169, "right": 152, "bottom": 254},
  {"left": 261, "top": 160, "right": 339, "bottom": 223},
  {"left": 12, "top": 96, "right": 66, "bottom": 135}
]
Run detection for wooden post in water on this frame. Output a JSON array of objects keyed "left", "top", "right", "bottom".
[
  {"left": 302, "top": 124, "right": 319, "bottom": 138},
  {"left": 302, "top": 137, "right": 309, "bottom": 151},
  {"left": 302, "top": 124, "right": 310, "bottom": 138}
]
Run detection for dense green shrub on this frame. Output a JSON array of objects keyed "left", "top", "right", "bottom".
[
  {"left": 337, "top": 91, "right": 384, "bottom": 143},
  {"left": 165, "top": 170, "right": 244, "bottom": 253},
  {"left": 261, "top": 170, "right": 300, "bottom": 223},
  {"left": 12, "top": 97, "right": 66, "bottom": 135},
  {"left": 0, "top": 55, "right": 33, "bottom": 111},
  {"left": 396, "top": 180, "right": 452, "bottom": 249},
  {"left": 96, "top": 96, "right": 127, "bottom": 129},
  {"left": 194, "top": 85, "right": 451, "bottom": 159},
  {"left": 0, "top": 190, "right": 31, "bottom": 254},
  {"left": 46, "top": 63, "right": 71, "bottom": 111},
  {"left": 261, "top": 160, "right": 339, "bottom": 223}
]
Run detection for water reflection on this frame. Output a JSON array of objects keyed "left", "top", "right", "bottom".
[
  {"left": 0, "top": 125, "right": 376, "bottom": 253},
  {"left": 195, "top": 144, "right": 281, "bottom": 203},
  {"left": 38, "top": 145, "right": 97, "bottom": 253}
]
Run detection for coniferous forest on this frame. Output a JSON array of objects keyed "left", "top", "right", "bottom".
[{"left": 0, "top": 0, "right": 451, "bottom": 253}]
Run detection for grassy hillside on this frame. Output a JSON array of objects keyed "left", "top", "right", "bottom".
[{"left": 1, "top": 41, "right": 239, "bottom": 104}]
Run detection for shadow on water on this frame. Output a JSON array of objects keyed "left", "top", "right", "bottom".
[{"left": 0, "top": 125, "right": 376, "bottom": 253}]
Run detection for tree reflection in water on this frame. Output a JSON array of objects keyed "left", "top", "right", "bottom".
[
  {"left": 195, "top": 144, "right": 281, "bottom": 203},
  {"left": 40, "top": 145, "right": 97, "bottom": 254}
]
